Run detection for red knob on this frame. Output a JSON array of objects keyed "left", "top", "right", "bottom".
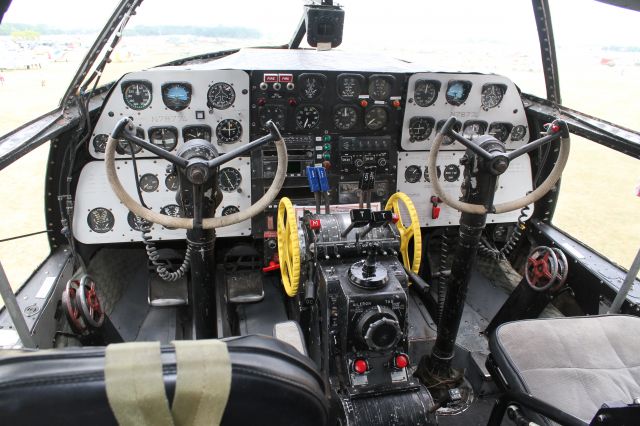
[
  {"left": 262, "top": 261, "right": 280, "bottom": 273},
  {"left": 392, "top": 99, "right": 401, "bottom": 108},
  {"left": 432, "top": 206, "right": 441, "bottom": 220},
  {"left": 353, "top": 359, "right": 368, "bottom": 374},
  {"left": 288, "top": 98, "right": 298, "bottom": 107},
  {"left": 257, "top": 98, "right": 266, "bottom": 106},
  {"left": 359, "top": 99, "right": 368, "bottom": 108},
  {"left": 394, "top": 354, "right": 409, "bottom": 369}
]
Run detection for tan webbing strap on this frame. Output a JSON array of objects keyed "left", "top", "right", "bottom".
[
  {"left": 171, "top": 340, "right": 232, "bottom": 426},
  {"left": 105, "top": 341, "right": 174, "bottom": 426}
]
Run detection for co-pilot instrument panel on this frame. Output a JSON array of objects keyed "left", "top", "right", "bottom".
[{"left": 73, "top": 49, "right": 532, "bottom": 246}]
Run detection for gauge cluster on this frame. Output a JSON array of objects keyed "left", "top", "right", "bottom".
[
  {"left": 90, "top": 69, "right": 250, "bottom": 159},
  {"left": 73, "top": 158, "right": 252, "bottom": 244},
  {"left": 401, "top": 73, "right": 529, "bottom": 151},
  {"left": 396, "top": 151, "right": 533, "bottom": 227}
]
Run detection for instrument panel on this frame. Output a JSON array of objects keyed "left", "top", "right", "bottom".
[{"left": 78, "top": 50, "right": 534, "bottom": 245}]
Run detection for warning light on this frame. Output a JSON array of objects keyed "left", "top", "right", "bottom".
[{"left": 353, "top": 359, "right": 368, "bottom": 374}]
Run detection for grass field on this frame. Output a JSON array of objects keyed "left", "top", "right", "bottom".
[{"left": 0, "top": 49, "right": 638, "bottom": 297}]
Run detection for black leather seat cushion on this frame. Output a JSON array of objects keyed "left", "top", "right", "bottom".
[
  {"left": 0, "top": 335, "right": 329, "bottom": 426},
  {"left": 490, "top": 315, "right": 640, "bottom": 424}
]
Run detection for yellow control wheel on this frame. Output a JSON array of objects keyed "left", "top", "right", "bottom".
[
  {"left": 385, "top": 192, "right": 422, "bottom": 274},
  {"left": 277, "top": 197, "right": 301, "bottom": 297}
]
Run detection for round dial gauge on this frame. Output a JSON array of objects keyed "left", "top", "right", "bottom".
[
  {"left": 218, "top": 167, "right": 242, "bottom": 192},
  {"left": 183, "top": 126, "right": 211, "bottom": 142},
  {"left": 165, "top": 174, "right": 179, "bottom": 191},
  {"left": 337, "top": 74, "right": 364, "bottom": 100},
  {"left": 463, "top": 121, "right": 487, "bottom": 139},
  {"left": 295, "top": 105, "right": 321, "bottom": 129},
  {"left": 259, "top": 105, "right": 286, "bottom": 130},
  {"left": 139, "top": 173, "right": 159, "bottom": 192},
  {"left": 511, "top": 125, "right": 527, "bottom": 141},
  {"left": 160, "top": 204, "right": 182, "bottom": 218},
  {"left": 299, "top": 74, "right": 325, "bottom": 100},
  {"left": 92, "top": 134, "right": 108, "bottom": 153},
  {"left": 149, "top": 127, "right": 178, "bottom": 151},
  {"left": 334, "top": 105, "right": 357, "bottom": 130},
  {"left": 424, "top": 166, "right": 442, "bottom": 182},
  {"left": 443, "top": 164, "right": 461, "bottom": 182},
  {"left": 404, "top": 165, "right": 423, "bottom": 183},
  {"left": 162, "top": 82, "right": 192, "bottom": 111},
  {"left": 488, "top": 123, "right": 512, "bottom": 142},
  {"left": 481, "top": 84, "right": 505, "bottom": 110},
  {"left": 122, "top": 81, "right": 152, "bottom": 110},
  {"left": 368, "top": 76, "right": 392, "bottom": 101},
  {"left": 127, "top": 211, "right": 151, "bottom": 231},
  {"left": 221, "top": 205, "right": 240, "bottom": 216},
  {"left": 116, "top": 138, "right": 143, "bottom": 155},
  {"left": 408, "top": 117, "right": 435, "bottom": 142},
  {"left": 413, "top": 80, "right": 440, "bottom": 107},
  {"left": 364, "top": 107, "right": 388, "bottom": 130},
  {"left": 87, "top": 208, "right": 114, "bottom": 233},
  {"left": 207, "top": 82, "right": 235, "bottom": 109},
  {"left": 216, "top": 119, "right": 242, "bottom": 144},
  {"left": 436, "top": 120, "right": 462, "bottom": 145}
]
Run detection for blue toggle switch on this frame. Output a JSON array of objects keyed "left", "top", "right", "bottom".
[
  {"left": 306, "top": 166, "right": 320, "bottom": 192},
  {"left": 317, "top": 167, "right": 329, "bottom": 192}
]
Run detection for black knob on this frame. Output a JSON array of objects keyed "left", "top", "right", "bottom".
[{"left": 356, "top": 306, "right": 402, "bottom": 351}]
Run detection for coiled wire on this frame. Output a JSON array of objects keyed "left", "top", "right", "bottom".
[
  {"left": 437, "top": 232, "right": 450, "bottom": 323},
  {"left": 477, "top": 202, "right": 530, "bottom": 261},
  {"left": 141, "top": 227, "right": 193, "bottom": 281}
]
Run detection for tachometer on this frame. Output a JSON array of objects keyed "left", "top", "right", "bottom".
[
  {"left": 408, "top": 116, "right": 435, "bottom": 142},
  {"left": 139, "top": 173, "right": 159, "bottom": 192},
  {"left": 333, "top": 105, "right": 358, "bottom": 130},
  {"left": 87, "top": 208, "right": 114, "bottom": 233},
  {"left": 481, "top": 84, "right": 506, "bottom": 110},
  {"left": 92, "top": 134, "right": 108, "bottom": 153},
  {"left": 149, "top": 127, "right": 178, "bottom": 151},
  {"left": 165, "top": 174, "right": 179, "bottom": 191},
  {"left": 221, "top": 205, "right": 240, "bottom": 216},
  {"left": 183, "top": 125, "right": 211, "bottom": 142},
  {"left": 122, "top": 81, "right": 152, "bottom": 110},
  {"left": 445, "top": 80, "right": 472, "bottom": 106},
  {"left": 488, "top": 122, "right": 513, "bottom": 142},
  {"left": 295, "top": 105, "right": 321, "bottom": 129},
  {"left": 215, "top": 119, "right": 242, "bottom": 144},
  {"left": 368, "top": 75, "right": 392, "bottom": 101},
  {"left": 364, "top": 107, "right": 388, "bottom": 130},
  {"left": 127, "top": 211, "right": 152, "bottom": 231},
  {"left": 299, "top": 73, "right": 326, "bottom": 100},
  {"left": 337, "top": 73, "right": 364, "bottom": 101},
  {"left": 511, "top": 125, "right": 527, "bottom": 141},
  {"left": 218, "top": 167, "right": 242, "bottom": 192},
  {"left": 259, "top": 105, "right": 286, "bottom": 130},
  {"left": 413, "top": 80, "right": 440, "bottom": 107},
  {"left": 116, "top": 127, "right": 145, "bottom": 155},
  {"left": 161, "top": 82, "right": 192, "bottom": 111},
  {"left": 207, "top": 82, "right": 235, "bottom": 109},
  {"left": 404, "top": 165, "right": 422, "bottom": 183}
]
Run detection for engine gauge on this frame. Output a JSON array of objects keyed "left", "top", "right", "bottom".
[
  {"left": 337, "top": 73, "right": 364, "bottom": 101},
  {"left": 207, "top": 82, "right": 235, "bottom": 109},
  {"left": 413, "top": 80, "right": 440, "bottom": 107},
  {"left": 368, "top": 75, "right": 393, "bottom": 101},
  {"left": 218, "top": 167, "right": 242, "bottom": 192},
  {"left": 165, "top": 174, "right": 179, "bottom": 191},
  {"left": 87, "top": 208, "right": 114, "bottom": 233},
  {"left": 481, "top": 84, "right": 506, "bottom": 110},
  {"left": 488, "top": 122, "right": 513, "bottom": 142},
  {"left": 139, "top": 173, "right": 159, "bottom": 192},
  {"left": 408, "top": 116, "right": 435, "bottom": 142},
  {"left": 161, "top": 82, "right": 192, "bottom": 111},
  {"left": 160, "top": 204, "right": 182, "bottom": 218},
  {"left": 298, "top": 73, "right": 326, "bottom": 100},
  {"left": 259, "top": 105, "right": 286, "bottom": 130},
  {"left": 463, "top": 121, "right": 488, "bottom": 139},
  {"left": 92, "top": 134, "right": 108, "bottom": 153},
  {"left": 149, "top": 127, "right": 178, "bottom": 151},
  {"left": 404, "top": 165, "right": 423, "bottom": 183},
  {"left": 183, "top": 125, "right": 211, "bottom": 142},
  {"left": 221, "top": 205, "right": 240, "bottom": 216},
  {"left": 116, "top": 127, "right": 145, "bottom": 155},
  {"left": 436, "top": 120, "right": 462, "bottom": 145},
  {"left": 364, "top": 107, "right": 388, "bottom": 130},
  {"left": 445, "top": 80, "right": 472, "bottom": 106},
  {"left": 127, "top": 211, "right": 151, "bottom": 231},
  {"left": 333, "top": 105, "right": 358, "bottom": 130},
  {"left": 511, "top": 125, "right": 527, "bottom": 141},
  {"left": 216, "top": 119, "right": 242, "bottom": 144},
  {"left": 424, "top": 165, "right": 442, "bottom": 182},
  {"left": 121, "top": 81, "right": 152, "bottom": 110},
  {"left": 295, "top": 105, "right": 321, "bottom": 129},
  {"left": 443, "top": 164, "right": 461, "bottom": 182}
]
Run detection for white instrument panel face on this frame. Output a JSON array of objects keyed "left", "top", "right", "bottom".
[
  {"left": 397, "top": 152, "right": 534, "bottom": 227},
  {"left": 90, "top": 69, "right": 250, "bottom": 159},
  {"left": 401, "top": 73, "right": 529, "bottom": 151},
  {"left": 73, "top": 158, "right": 252, "bottom": 244}
]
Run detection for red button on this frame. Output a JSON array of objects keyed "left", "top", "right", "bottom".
[
  {"left": 264, "top": 73, "right": 278, "bottom": 83},
  {"left": 353, "top": 359, "right": 368, "bottom": 374},
  {"left": 309, "top": 219, "right": 321, "bottom": 230},
  {"left": 322, "top": 160, "right": 332, "bottom": 170},
  {"left": 359, "top": 99, "right": 368, "bottom": 108},
  {"left": 257, "top": 98, "right": 266, "bottom": 106},
  {"left": 394, "top": 354, "right": 409, "bottom": 369},
  {"left": 432, "top": 206, "right": 441, "bottom": 220},
  {"left": 551, "top": 123, "right": 560, "bottom": 133},
  {"left": 392, "top": 99, "right": 401, "bottom": 108},
  {"left": 288, "top": 98, "right": 298, "bottom": 107},
  {"left": 279, "top": 74, "right": 293, "bottom": 83}
]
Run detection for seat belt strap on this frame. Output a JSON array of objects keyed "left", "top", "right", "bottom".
[
  {"left": 105, "top": 341, "right": 174, "bottom": 426},
  {"left": 171, "top": 340, "right": 232, "bottom": 426}
]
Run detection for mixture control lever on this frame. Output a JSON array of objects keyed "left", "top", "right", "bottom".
[
  {"left": 358, "top": 166, "right": 376, "bottom": 209},
  {"left": 341, "top": 208, "right": 372, "bottom": 238},
  {"left": 359, "top": 210, "right": 394, "bottom": 239}
]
